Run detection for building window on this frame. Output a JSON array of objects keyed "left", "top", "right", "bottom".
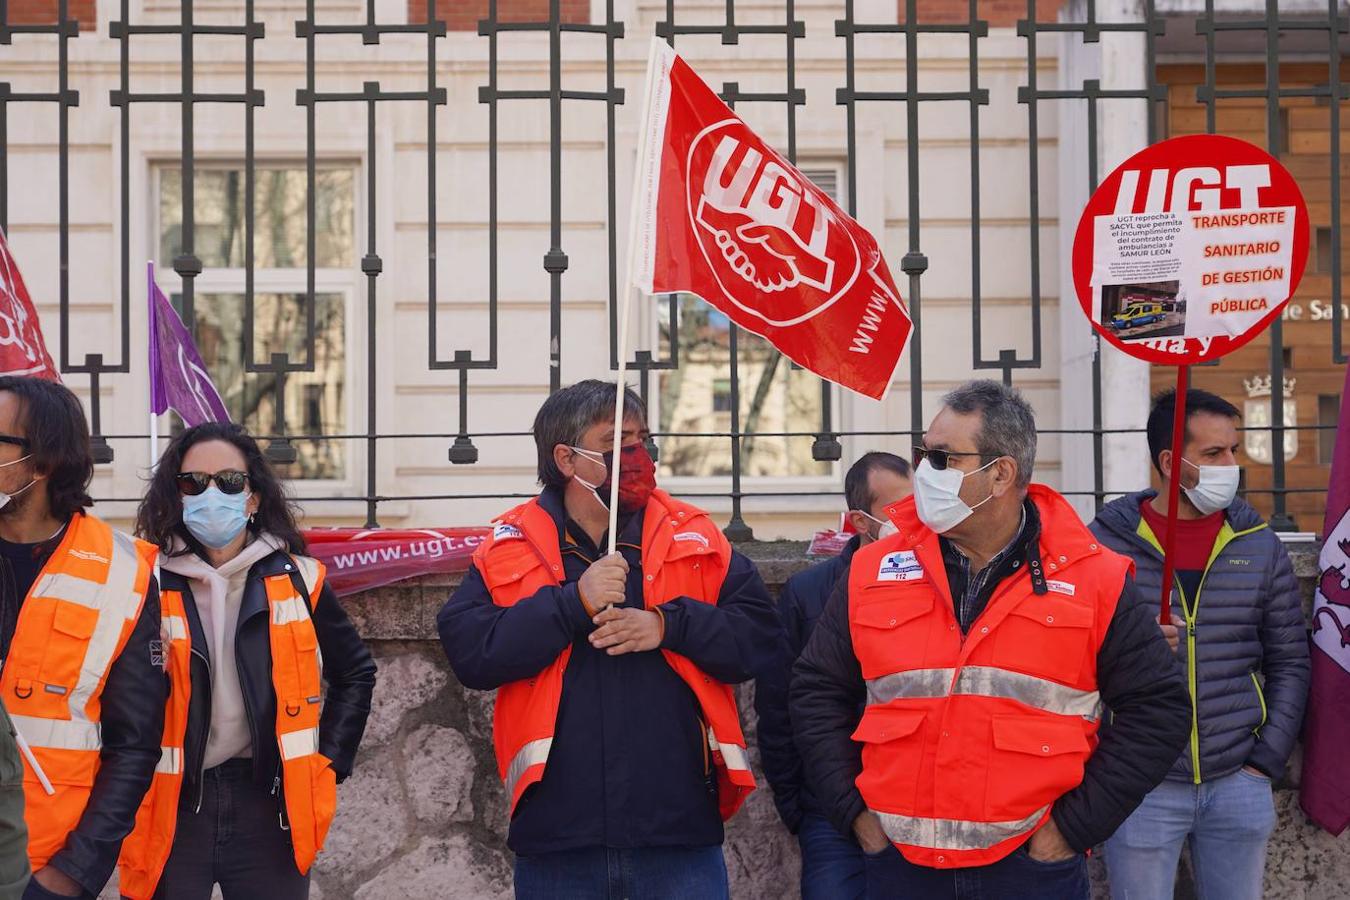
[
  {"left": 655, "top": 162, "right": 841, "bottom": 480},
  {"left": 157, "top": 164, "right": 356, "bottom": 480},
  {"left": 1319, "top": 394, "right": 1340, "bottom": 465},
  {"left": 1314, "top": 226, "right": 1335, "bottom": 275}
]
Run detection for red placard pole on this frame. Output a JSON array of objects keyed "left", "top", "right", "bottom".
[{"left": 1158, "top": 366, "right": 1190, "bottom": 622}]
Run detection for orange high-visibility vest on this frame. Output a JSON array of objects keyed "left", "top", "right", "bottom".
[
  {"left": 117, "top": 555, "right": 336, "bottom": 900},
  {"left": 847, "top": 485, "right": 1132, "bottom": 869},
  {"left": 0, "top": 513, "right": 157, "bottom": 873},
  {"left": 476, "top": 489, "right": 755, "bottom": 821},
  {"left": 116, "top": 587, "right": 191, "bottom": 900}
]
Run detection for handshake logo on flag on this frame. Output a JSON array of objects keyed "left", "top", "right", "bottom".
[{"left": 688, "top": 123, "right": 860, "bottom": 327}]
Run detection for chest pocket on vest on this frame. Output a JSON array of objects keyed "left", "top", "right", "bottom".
[
  {"left": 989, "top": 596, "right": 1095, "bottom": 686},
  {"left": 480, "top": 544, "right": 555, "bottom": 604},
  {"left": 655, "top": 536, "right": 722, "bottom": 603},
  {"left": 40, "top": 600, "right": 100, "bottom": 700},
  {"left": 852, "top": 589, "right": 935, "bottom": 680}
]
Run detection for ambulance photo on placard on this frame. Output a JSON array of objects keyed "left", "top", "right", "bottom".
[{"left": 1098, "top": 280, "right": 1185, "bottom": 341}]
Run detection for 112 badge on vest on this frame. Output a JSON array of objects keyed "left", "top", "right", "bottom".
[{"left": 876, "top": 550, "right": 924, "bottom": 582}]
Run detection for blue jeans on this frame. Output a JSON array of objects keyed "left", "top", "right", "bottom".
[
  {"left": 798, "top": 813, "right": 865, "bottom": 900},
  {"left": 863, "top": 841, "right": 1089, "bottom": 899},
  {"left": 513, "top": 845, "right": 728, "bottom": 900},
  {"left": 1103, "top": 768, "right": 1276, "bottom": 900}
]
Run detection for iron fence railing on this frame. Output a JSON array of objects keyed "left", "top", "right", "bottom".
[{"left": 0, "top": 0, "right": 1344, "bottom": 534}]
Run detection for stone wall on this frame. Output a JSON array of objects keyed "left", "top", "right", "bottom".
[{"left": 305, "top": 542, "right": 1348, "bottom": 900}]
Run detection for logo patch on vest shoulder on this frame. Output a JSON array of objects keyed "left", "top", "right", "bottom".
[
  {"left": 673, "top": 531, "right": 710, "bottom": 548},
  {"left": 69, "top": 549, "right": 109, "bottom": 564},
  {"left": 1046, "top": 580, "right": 1076, "bottom": 597},
  {"left": 493, "top": 522, "right": 524, "bottom": 542},
  {"left": 876, "top": 551, "right": 924, "bottom": 582}
]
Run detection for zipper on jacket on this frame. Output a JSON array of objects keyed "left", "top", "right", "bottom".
[
  {"left": 189, "top": 646, "right": 213, "bottom": 814},
  {"left": 1250, "top": 672, "right": 1267, "bottom": 737},
  {"left": 1134, "top": 518, "right": 1265, "bottom": 785}
]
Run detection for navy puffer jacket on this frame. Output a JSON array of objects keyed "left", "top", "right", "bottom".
[{"left": 1090, "top": 491, "right": 1309, "bottom": 783}]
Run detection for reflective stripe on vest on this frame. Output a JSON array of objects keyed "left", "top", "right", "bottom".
[
  {"left": 9, "top": 716, "right": 101, "bottom": 753},
  {"left": 710, "top": 729, "right": 750, "bottom": 775},
  {"left": 865, "top": 666, "right": 1103, "bottom": 721},
  {"left": 873, "top": 805, "right": 1050, "bottom": 852},
  {"left": 280, "top": 727, "right": 321, "bottom": 761},
  {"left": 155, "top": 747, "right": 182, "bottom": 776},
  {"left": 504, "top": 737, "right": 553, "bottom": 804},
  {"left": 1, "top": 514, "right": 156, "bottom": 875}
]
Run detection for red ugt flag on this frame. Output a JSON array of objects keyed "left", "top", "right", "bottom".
[
  {"left": 0, "top": 228, "right": 60, "bottom": 381},
  {"left": 629, "top": 40, "right": 911, "bottom": 400},
  {"left": 1302, "top": 360, "right": 1350, "bottom": 834}
]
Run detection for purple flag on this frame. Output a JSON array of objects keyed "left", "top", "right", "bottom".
[
  {"left": 1302, "top": 360, "right": 1350, "bottom": 834},
  {"left": 148, "top": 262, "right": 230, "bottom": 426}
]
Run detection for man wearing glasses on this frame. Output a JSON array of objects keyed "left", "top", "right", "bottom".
[
  {"left": 791, "top": 380, "right": 1189, "bottom": 899},
  {"left": 0, "top": 377, "right": 163, "bottom": 900}
]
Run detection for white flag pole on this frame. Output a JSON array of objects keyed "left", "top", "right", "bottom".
[{"left": 606, "top": 39, "right": 668, "bottom": 555}]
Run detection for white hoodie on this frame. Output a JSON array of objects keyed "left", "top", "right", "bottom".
[{"left": 159, "top": 534, "right": 285, "bottom": 770}]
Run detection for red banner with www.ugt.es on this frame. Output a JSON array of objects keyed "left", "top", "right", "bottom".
[{"left": 304, "top": 528, "right": 489, "bottom": 597}]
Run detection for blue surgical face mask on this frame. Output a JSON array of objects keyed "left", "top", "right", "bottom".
[{"left": 182, "top": 485, "right": 251, "bottom": 550}]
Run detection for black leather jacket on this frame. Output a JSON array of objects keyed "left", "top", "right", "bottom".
[{"left": 160, "top": 550, "right": 376, "bottom": 818}]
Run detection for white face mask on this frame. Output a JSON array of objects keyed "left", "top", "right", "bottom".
[
  {"left": 1181, "top": 458, "right": 1239, "bottom": 516},
  {"left": 0, "top": 454, "right": 36, "bottom": 512},
  {"left": 855, "top": 510, "right": 898, "bottom": 542},
  {"left": 912, "top": 457, "right": 998, "bottom": 534}
]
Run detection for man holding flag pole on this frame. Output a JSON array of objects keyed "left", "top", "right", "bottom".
[{"left": 437, "top": 36, "right": 912, "bottom": 898}]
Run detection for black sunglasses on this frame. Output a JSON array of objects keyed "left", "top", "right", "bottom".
[
  {"left": 0, "top": 435, "right": 30, "bottom": 450},
  {"left": 912, "top": 446, "right": 990, "bottom": 471},
  {"left": 175, "top": 470, "right": 249, "bottom": 496}
]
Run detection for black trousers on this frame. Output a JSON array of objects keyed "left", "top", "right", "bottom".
[{"left": 152, "top": 760, "right": 310, "bottom": 900}]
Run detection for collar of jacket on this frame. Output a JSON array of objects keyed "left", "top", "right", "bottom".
[
  {"left": 159, "top": 544, "right": 304, "bottom": 662},
  {"left": 538, "top": 485, "right": 645, "bottom": 554},
  {"left": 883, "top": 484, "right": 1106, "bottom": 593},
  {"left": 1093, "top": 489, "right": 1268, "bottom": 560},
  {"left": 498, "top": 487, "right": 717, "bottom": 585},
  {"left": 938, "top": 500, "right": 1043, "bottom": 595}
]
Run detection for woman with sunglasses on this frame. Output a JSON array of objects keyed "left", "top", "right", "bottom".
[{"left": 124, "top": 422, "right": 376, "bottom": 900}]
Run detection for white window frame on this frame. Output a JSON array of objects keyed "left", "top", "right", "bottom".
[{"left": 149, "top": 159, "right": 364, "bottom": 501}]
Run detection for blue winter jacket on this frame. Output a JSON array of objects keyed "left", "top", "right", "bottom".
[
  {"left": 753, "top": 535, "right": 860, "bottom": 833},
  {"left": 1090, "top": 491, "right": 1309, "bottom": 782}
]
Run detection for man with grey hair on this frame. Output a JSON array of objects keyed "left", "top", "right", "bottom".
[
  {"left": 792, "top": 379, "right": 1188, "bottom": 899},
  {"left": 439, "top": 379, "right": 780, "bottom": 899}
]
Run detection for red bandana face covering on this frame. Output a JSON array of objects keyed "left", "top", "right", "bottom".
[
  {"left": 575, "top": 443, "right": 653, "bottom": 515},
  {"left": 572, "top": 442, "right": 657, "bottom": 514}
]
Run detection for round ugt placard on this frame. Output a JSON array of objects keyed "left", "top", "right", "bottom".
[{"left": 1071, "top": 134, "right": 1309, "bottom": 366}]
